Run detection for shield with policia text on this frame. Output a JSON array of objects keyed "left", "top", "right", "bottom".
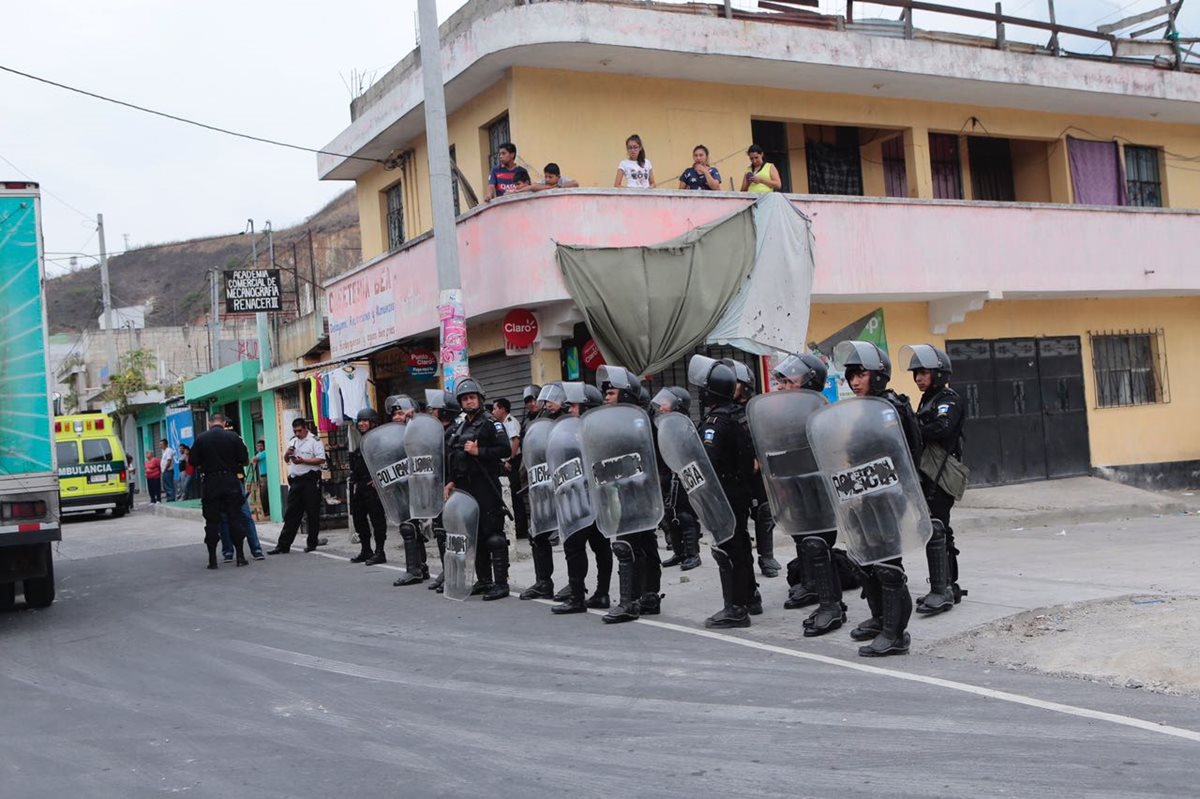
[
  {"left": 441, "top": 489, "right": 479, "bottom": 601},
  {"left": 358, "top": 421, "right": 409, "bottom": 525},
  {"left": 546, "top": 415, "right": 596, "bottom": 540},
  {"left": 805, "top": 396, "right": 932, "bottom": 566},
  {"left": 522, "top": 418, "right": 558, "bottom": 536},
  {"left": 653, "top": 411, "right": 734, "bottom": 545},
  {"left": 746, "top": 389, "right": 838, "bottom": 537},
  {"left": 403, "top": 414, "right": 445, "bottom": 520},
  {"left": 580, "top": 404, "right": 663, "bottom": 539}
]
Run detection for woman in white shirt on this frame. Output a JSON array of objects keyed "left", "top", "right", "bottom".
[{"left": 613, "top": 134, "right": 655, "bottom": 189}]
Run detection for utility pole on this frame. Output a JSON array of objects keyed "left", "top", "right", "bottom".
[
  {"left": 209, "top": 269, "right": 220, "bottom": 371},
  {"left": 417, "top": 0, "right": 468, "bottom": 390},
  {"left": 258, "top": 220, "right": 272, "bottom": 370},
  {"left": 97, "top": 213, "right": 118, "bottom": 379}
]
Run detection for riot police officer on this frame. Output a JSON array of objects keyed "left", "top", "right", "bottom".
[
  {"left": 690, "top": 355, "right": 761, "bottom": 628},
  {"left": 422, "top": 389, "right": 461, "bottom": 593},
  {"left": 837, "top": 340, "right": 921, "bottom": 657},
  {"left": 597, "top": 366, "right": 663, "bottom": 624},
  {"left": 349, "top": 408, "right": 388, "bottom": 565},
  {"left": 550, "top": 383, "right": 613, "bottom": 614},
  {"left": 521, "top": 383, "right": 567, "bottom": 600},
  {"left": 652, "top": 387, "right": 702, "bottom": 571},
  {"left": 903, "top": 343, "right": 967, "bottom": 616},
  {"left": 384, "top": 394, "right": 430, "bottom": 586},
  {"left": 445, "top": 378, "right": 513, "bottom": 601},
  {"left": 509, "top": 384, "right": 542, "bottom": 543}
]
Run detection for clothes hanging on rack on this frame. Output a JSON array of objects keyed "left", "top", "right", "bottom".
[{"left": 328, "top": 366, "right": 370, "bottom": 423}]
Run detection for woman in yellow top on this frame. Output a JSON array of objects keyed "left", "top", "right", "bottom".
[{"left": 740, "top": 144, "right": 782, "bottom": 193}]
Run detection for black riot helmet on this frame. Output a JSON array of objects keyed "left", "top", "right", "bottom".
[
  {"left": 596, "top": 365, "right": 642, "bottom": 405},
  {"left": 425, "top": 388, "right": 462, "bottom": 423},
  {"left": 901, "top": 344, "right": 952, "bottom": 389},
  {"left": 384, "top": 394, "right": 416, "bottom": 416},
  {"left": 522, "top": 384, "right": 542, "bottom": 404},
  {"left": 720, "top": 358, "right": 756, "bottom": 398},
  {"left": 772, "top": 352, "right": 828, "bottom": 392},
  {"left": 355, "top": 407, "right": 381, "bottom": 427},
  {"left": 651, "top": 386, "right": 691, "bottom": 415},
  {"left": 562, "top": 382, "right": 604, "bottom": 410},
  {"left": 537, "top": 382, "right": 567, "bottom": 410},
  {"left": 687, "top": 354, "right": 738, "bottom": 403},
  {"left": 454, "top": 377, "right": 486, "bottom": 405},
  {"left": 834, "top": 340, "right": 892, "bottom": 395}
]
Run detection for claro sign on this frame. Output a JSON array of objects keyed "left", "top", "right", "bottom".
[{"left": 503, "top": 309, "right": 538, "bottom": 355}]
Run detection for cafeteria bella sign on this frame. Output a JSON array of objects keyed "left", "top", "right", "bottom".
[{"left": 224, "top": 269, "right": 282, "bottom": 313}]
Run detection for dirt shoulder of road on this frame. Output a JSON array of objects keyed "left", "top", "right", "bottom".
[{"left": 930, "top": 594, "right": 1200, "bottom": 699}]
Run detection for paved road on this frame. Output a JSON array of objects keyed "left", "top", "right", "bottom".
[{"left": 2, "top": 512, "right": 1199, "bottom": 798}]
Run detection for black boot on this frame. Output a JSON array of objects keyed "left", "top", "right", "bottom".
[
  {"left": 705, "top": 547, "right": 750, "bottom": 629},
  {"left": 350, "top": 544, "right": 374, "bottom": 563},
  {"left": 802, "top": 537, "right": 846, "bottom": 637},
  {"left": 552, "top": 580, "right": 588, "bottom": 615},
  {"left": 784, "top": 543, "right": 818, "bottom": 609},
  {"left": 393, "top": 534, "right": 427, "bottom": 586},
  {"left": 585, "top": 592, "right": 610, "bottom": 609},
  {"left": 755, "top": 502, "right": 781, "bottom": 578},
  {"left": 946, "top": 525, "right": 967, "bottom": 604},
  {"left": 639, "top": 592, "right": 663, "bottom": 615},
  {"left": 858, "top": 564, "right": 912, "bottom": 657},
  {"left": 520, "top": 580, "right": 555, "bottom": 600},
  {"left": 206, "top": 543, "right": 218, "bottom": 570},
  {"left": 365, "top": 550, "right": 388, "bottom": 566},
  {"left": 748, "top": 589, "right": 763, "bottom": 616},
  {"left": 602, "top": 540, "right": 640, "bottom": 624},
  {"left": 850, "top": 567, "right": 884, "bottom": 641},
  {"left": 661, "top": 521, "right": 684, "bottom": 568},
  {"left": 916, "top": 520, "right": 955, "bottom": 616},
  {"left": 235, "top": 540, "right": 249, "bottom": 567},
  {"left": 553, "top": 584, "right": 573, "bottom": 602},
  {"left": 679, "top": 518, "right": 702, "bottom": 571},
  {"left": 482, "top": 543, "right": 510, "bottom": 601}
]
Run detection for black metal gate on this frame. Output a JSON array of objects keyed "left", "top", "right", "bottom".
[{"left": 947, "top": 336, "right": 1090, "bottom": 486}]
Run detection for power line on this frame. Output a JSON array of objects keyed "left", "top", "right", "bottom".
[
  {"left": 0, "top": 64, "right": 386, "bottom": 166},
  {"left": 0, "top": 151, "right": 96, "bottom": 222}
]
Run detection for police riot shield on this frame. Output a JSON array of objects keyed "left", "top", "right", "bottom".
[
  {"left": 805, "top": 396, "right": 933, "bottom": 566},
  {"left": 546, "top": 416, "right": 596, "bottom": 540},
  {"left": 522, "top": 418, "right": 558, "bottom": 536},
  {"left": 403, "top": 414, "right": 445, "bottom": 520},
  {"left": 441, "top": 489, "right": 479, "bottom": 601},
  {"left": 653, "top": 412, "right": 734, "bottom": 545},
  {"left": 746, "top": 389, "right": 838, "bottom": 537},
  {"left": 580, "top": 405, "right": 664, "bottom": 539},
  {"left": 358, "top": 422, "right": 409, "bottom": 525}
]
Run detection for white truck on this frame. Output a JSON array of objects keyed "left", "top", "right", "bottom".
[{"left": 0, "top": 181, "right": 61, "bottom": 609}]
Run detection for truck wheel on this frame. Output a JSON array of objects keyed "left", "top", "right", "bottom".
[
  {"left": 22, "top": 545, "right": 55, "bottom": 609},
  {"left": 0, "top": 582, "right": 15, "bottom": 611},
  {"left": 112, "top": 504, "right": 127, "bottom": 519}
]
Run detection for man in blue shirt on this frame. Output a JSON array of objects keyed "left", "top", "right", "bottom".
[
  {"left": 485, "top": 142, "right": 532, "bottom": 201},
  {"left": 679, "top": 145, "right": 722, "bottom": 190}
]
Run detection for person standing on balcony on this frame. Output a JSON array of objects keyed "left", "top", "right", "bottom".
[
  {"left": 512, "top": 163, "right": 580, "bottom": 193},
  {"left": 740, "top": 144, "right": 782, "bottom": 194},
  {"left": 614, "top": 134, "right": 655, "bottom": 189},
  {"left": 484, "top": 142, "right": 531, "bottom": 201},
  {"left": 679, "top": 145, "right": 722, "bottom": 190}
]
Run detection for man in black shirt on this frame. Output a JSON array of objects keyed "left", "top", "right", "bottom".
[{"left": 188, "top": 413, "right": 251, "bottom": 570}]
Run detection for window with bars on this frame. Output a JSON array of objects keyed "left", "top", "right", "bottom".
[
  {"left": 1125, "top": 146, "right": 1163, "bottom": 208},
  {"left": 929, "top": 133, "right": 963, "bottom": 200},
  {"left": 385, "top": 183, "right": 404, "bottom": 251},
  {"left": 882, "top": 136, "right": 908, "bottom": 198},
  {"left": 487, "top": 114, "right": 511, "bottom": 169},
  {"left": 1090, "top": 329, "right": 1169, "bottom": 408}
]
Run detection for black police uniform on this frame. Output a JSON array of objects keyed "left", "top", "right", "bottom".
[
  {"left": 349, "top": 442, "right": 387, "bottom": 562},
  {"left": 658, "top": 437, "right": 702, "bottom": 570},
  {"left": 446, "top": 408, "right": 511, "bottom": 594},
  {"left": 915, "top": 383, "right": 966, "bottom": 611},
  {"left": 188, "top": 426, "right": 250, "bottom": 568},
  {"left": 511, "top": 412, "right": 530, "bottom": 541},
  {"left": 699, "top": 400, "right": 759, "bottom": 620},
  {"left": 522, "top": 406, "right": 561, "bottom": 599}
]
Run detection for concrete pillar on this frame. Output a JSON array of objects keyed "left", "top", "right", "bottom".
[
  {"left": 530, "top": 344, "right": 562, "bottom": 386},
  {"left": 904, "top": 127, "right": 934, "bottom": 199},
  {"left": 1047, "top": 138, "right": 1074, "bottom": 204}
]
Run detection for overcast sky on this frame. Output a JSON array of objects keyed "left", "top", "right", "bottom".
[{"left": 2, "top": 0, "right": 1193, "bottom": 276}]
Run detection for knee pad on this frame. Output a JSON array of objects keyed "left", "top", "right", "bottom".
[
  {"left": 400, "top": 521, "right": 418, "bottom": 542},
  {"left": 710, "top": 545, "right": 733, "bottom": 572},
  {"left": 874, "top": 562, "right": 906, "bottom": 586},
  {"left": 487, "top": 534, "right": 508, "bottom": 555},
  {"left": 800, "top": 535, "right": 830, "bottom": 558},
  {"left": 611, "top": 540, "right": 634, "bottom": 562}
]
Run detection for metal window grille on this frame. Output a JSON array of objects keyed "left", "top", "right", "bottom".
[
  {"left": 882, "top": 137, "right": 908, "bottom": 198},
  {"left": 385, "top": 183, "right": 404, "bottom": 250},
  {"left": 487, "top": 115, "right": 510, "bottom": 169},
  {"left": 1089, "top": 329, "right": 1169, "bottom": 408},
  {"left": 929, "top": 133, "right": 963, "bottom": 200},
  {"left": 1125, "top": 146, "right": 1162, "bottom": 208}
]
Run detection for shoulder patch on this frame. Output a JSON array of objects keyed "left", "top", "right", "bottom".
[
  {"left": 937, "top": 404, "right": 951, "bottom": 415},
  {"left": 494, "top": 422, "right": 505, "bottom": 433},
  {"left": 703, "top": 429, "right": 716, "bottom": 442}
]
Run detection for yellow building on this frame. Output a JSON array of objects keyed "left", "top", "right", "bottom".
[{"left": 319, "top": 0, "right": 1200, "bottom": 487}]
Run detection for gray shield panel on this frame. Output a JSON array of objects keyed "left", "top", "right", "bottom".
[
  {"left": 546, "top": 416, "right": 596, "bottom": 539},
  {"left": 806, "top": 396, "right": 932, "bottom": 565},
  {"left": 746, "top": 390, "right": 838, "bottom": 537},
  {"left": 403, "top": 414, "right": 445, "bottom": 520},
  {"left": 359, "top": 422, "right": 409, "bottom": 525},
  {"left": 580, "top": 405, "right": 664, "bottom": 539},
  {"left": 522, "top": 418, "right": 558, "bottom": 536},
  {"left": 654, "top": 412, "right": 734, "bottom": 545},
  {"left": 441, "top": 489, "right": 479, "bottom": 601}
]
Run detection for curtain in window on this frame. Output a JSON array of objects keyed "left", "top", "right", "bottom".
[
  {"left": 929, "top": 133, "right": 963, "bottom": 200},
  {"left": 1067, "top": 137, "right": 1126, "bottom": 206},
  {"left": 969, "top": 137, "right": 1015, "bottom": 202},
  {"left": 805, "top": 141, "right": 863, "bottom": 196}
]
